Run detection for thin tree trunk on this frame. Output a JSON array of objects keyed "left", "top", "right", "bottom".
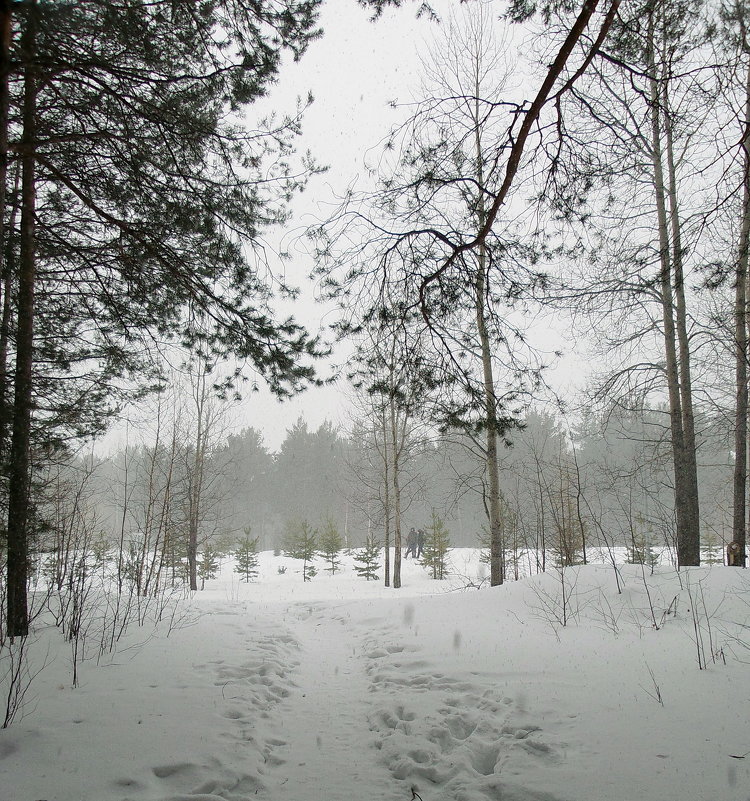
[
  {"left": 733, "top": 51, "right": 750, "bottom": 566},
  {"left": 6, "top": 2, "right": 37, "bottom": 638},
  {"left": 569, "top": 438, "right": 588, "bottom": 565},
  {"left": 389, "top": 387, "right": 402, "bottom": 589},
  {"left": 533, "top": 454, "right": 547, "bottom": 572},
  {"left": 380, "top": 408, "right": 391, "bottom": 586},
  {"left": 663, "top": 75, "right": 700, "bottom": 565},
  {"left": 187, "top": 368, "right": 209, "bottom": 592},
  {"left": 646, "top": 9, "right": 697, "bottom": 567}
]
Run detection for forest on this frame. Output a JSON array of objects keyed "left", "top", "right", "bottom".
[
  {"left": 80, "top": 400, "right": 734, "bottom": 576},
  {"left": 0, "top": 0, "right": 747, "bottom": 672}
]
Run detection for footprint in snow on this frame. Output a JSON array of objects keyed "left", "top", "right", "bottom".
[{"left": 368, "top": 683, "right": 571, "bottom": 801}]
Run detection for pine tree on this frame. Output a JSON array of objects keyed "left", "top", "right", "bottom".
[
  {"left": 354, "top": 534, "right": 381, "bottom": 581},
  {"left": 625, "top": 515, "right": 659, "bottom": 569},
  {"left": 198, "top": 543, "right": 220, "bottom": 589},
  {"left": 283, "top": 518, "right": 317, "bottom": 581},
  {"left": 422, "top": 511, "right": 450, "bottom": 580},
  {"left": 234, "top": 529, "right": 260, "bottom": 582},
  {"left": 318, "top": 517, "right": 343, "bottom": 574},
  {"left": 1, "top": 0, "right": 324, "bottom": 636},
  {"left": 625, "top": 526, "right": 660, "bottom": 569},
  {"left": 163, "top": 530, "right": 188, "bottom": 587}
]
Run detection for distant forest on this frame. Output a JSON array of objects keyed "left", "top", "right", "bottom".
[{"left": 76, "top": 404, "right": 732, "bottom": 561}]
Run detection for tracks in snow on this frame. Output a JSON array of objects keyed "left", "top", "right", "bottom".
[
  {"left": 142, "top": 598, "right": 575, "bottom": 801},
  {"left": 257, "top": 603, "right": 398, "bottom": 801}
]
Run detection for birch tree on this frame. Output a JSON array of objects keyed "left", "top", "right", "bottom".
[
  {"left": 348, "top": 322, "right": 429, "bottom": 589},
  {"left": 317, "top": 0, "right": 622, "bottom": 581},
  {"left": 543, "top": 0, "right": 715, "bottom": 566}
]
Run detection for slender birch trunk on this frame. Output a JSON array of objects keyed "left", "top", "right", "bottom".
[
  {"left": 646, "top": 8, "right": 699, "bottom": 566},
  {"left": 470, "top": 47, "right": 504, "bottom": 586},
  {"left": 389, "top": 366, "right": 403, "bottom": 589}
]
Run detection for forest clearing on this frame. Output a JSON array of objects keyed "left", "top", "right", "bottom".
[{"left": 1, "top": 549, "right": 748, "bottom": 801}]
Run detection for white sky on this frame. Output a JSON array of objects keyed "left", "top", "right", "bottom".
[
  {"left": 237, "top": 1, "right": 459, "bottom": 450},
  {"left": 98, "top": 1, "right": 588, "bottom": 455}
]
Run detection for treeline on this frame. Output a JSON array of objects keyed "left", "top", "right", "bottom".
[{"left": 78, "top": 402, "right": 733, "bottom": 565}]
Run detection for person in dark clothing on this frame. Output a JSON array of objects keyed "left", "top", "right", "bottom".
[{"left": 405, "top": 528, "right": 418, "bottom": 558}]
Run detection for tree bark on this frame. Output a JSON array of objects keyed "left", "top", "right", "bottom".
[
  {"left": 0, "top": 166, "right": 20, "bottom": 465},
  {"left": 733, "top": 49, "right": 750, "bottom": 567},
  {"left": 0, "top": 0, "right": 12, "bottom": 461},
  {"left": 6, "top": 1, "right": 37, "bottom": 637},
  {"left": 187, "top": 365, "right": 210, "bottom": 592},
  {"left": 388, "top": 367, "right": 402, "bottom": 589},
  {"left": 646, "top": 7, "right": 699, "bottom": 567},
  {"left": 471, "top": 58, "right": 505, "bottom": 587},
  {"left": 478, "top": 264, "right": 504, "bottom": 587},
  {"left": 380, "top": 407, "right": 391, "bottom": 586},
  {"left": 663, "top": 75, "right": 700, "bottom": 566}
]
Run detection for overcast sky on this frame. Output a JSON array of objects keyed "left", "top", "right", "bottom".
[
  {"left": 234, "top": 1, "right": 460, "bottom": 450},
  {"left": 99, "top": 1, "right": 587, "bottom": 455}
]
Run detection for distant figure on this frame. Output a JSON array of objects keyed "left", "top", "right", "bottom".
[
  {"left": 416, "top": 528, "right": 425, "bottom": 559},
  {"left": 727, "top": 540, "right": 743, "bottom": 567},
  {"left": 405, "top": 528, "right": 418, "bottom": 559}
]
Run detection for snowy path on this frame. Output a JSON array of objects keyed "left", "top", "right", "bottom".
[
  {"left": 247, "top": 597, "right": 572, "bottom": 801},
  {"left": 257, "top": 602, "right": 398, "bottom": 801},
  {"left": 4, "top": 559, "right": 749, "bottom": 801}
]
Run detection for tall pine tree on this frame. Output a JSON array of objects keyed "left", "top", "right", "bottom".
[{"left": 0, "top": 1, "right": 323, "bottom": 636}]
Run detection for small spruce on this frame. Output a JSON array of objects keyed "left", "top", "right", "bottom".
[
  {"left": 354, "top": 534, "right": 381, "bottom": 581},
  {"left": 626, "top": 530, "right": 659, "bottom": 570},
  {"left": 283, "top": 519, "right": 317, "bottom": 581},
  {"left": 319, "top": 517, "right": 344, "bottom": 574},
  {"left": 198, "top": 543, "right": 221, "bottom": 589},
  {"left": 234, "top": 529, "right": 260, "bottom": 582},
  {"left": 422, "top": 512, "right": 451, "bottom": 580}
]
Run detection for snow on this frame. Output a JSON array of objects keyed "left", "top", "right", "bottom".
[{"left": 2, "top": 551, "right": 750, "bottom": 801}]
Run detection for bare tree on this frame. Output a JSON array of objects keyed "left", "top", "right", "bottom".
[
  {"left": 179, "top": 360, "right": 235, "bottom": 591},
  {"left": 348, "top": 322, "right": 429, "bottom": 589},
  {"left": 317, "top": 0, "right": 621, "bottom": 579},
  {"left": 538, "top": 0, "right": 720, "bottom": 566}
]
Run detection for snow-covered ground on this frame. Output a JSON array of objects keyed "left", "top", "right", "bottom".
[{"left": 1, "top": 549, "right": 749, "bottom": 801}]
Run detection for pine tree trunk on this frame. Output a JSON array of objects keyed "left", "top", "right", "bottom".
[
  {"left": 733, "top": 54, "right": 750, "bottom": 567},
  {"left": 0, "top": 1, "right": 13, "bottom": 464},
  {"left": 663, "top": 77, "right": 700, "bottom": 566},
  {"left": 0, "top": 166, "right": 19, "bottom": 465},
  {"left": 6, "top": 2, "right": 37, "bottom": 638}
]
